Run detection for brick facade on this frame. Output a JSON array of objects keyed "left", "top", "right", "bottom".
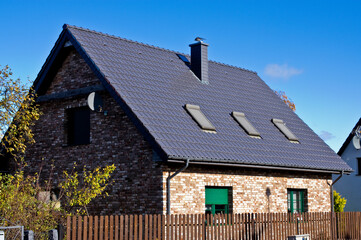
[
  {"left": 24, "top": 49, "right": 163, "bottom": 215},
  {"left": 24, "top": 48, "right": 332, "bottom": 215},
  {"left": 163, "top": 164, "right": 331, "bottom": 214}
]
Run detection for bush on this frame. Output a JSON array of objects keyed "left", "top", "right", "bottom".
[
  {"left": 0, "top": 172, "right": 59, "bottom": 234},
  {"left": 334, "top": 190, "right": 347, "bottom": 212}
]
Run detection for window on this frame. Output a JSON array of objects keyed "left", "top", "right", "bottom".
[
  {"left": 205, "top": 187, "right": 232, "bottom": 215},
  {"left": 37, "top": 189, "right": 61, "bottom": 209},
  {"left": 272, "top": 118, "right": 299, "bottom": 142},
  {"left": 231, "top": 111, "right": 261, "bottom": 137},
  {"left": 185, "top": 104, "right": 216, "bottom": 132},
  {"left": 287, "top": 189, "right": 307, "bottom": 213},
  {"left": 177, "top": 54, "right": 190, "bottom": 64},
  {"left": 66, "top": 107, "right": 90, "bottom": 145},
  {"left": 357, "top": 158, "right": 361, "bottom": 175}
]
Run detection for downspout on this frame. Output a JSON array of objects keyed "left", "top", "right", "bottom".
[
  {"left": 166, "top": 159, "right": 190, "bottom": 215},
  {"left": 327, "top": 171, "right": 344, "bottom": 212},
  {"left": 328, "top": 171, "right": 344, "bottom": 240}
]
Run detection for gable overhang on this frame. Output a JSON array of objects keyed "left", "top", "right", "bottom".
[
  {"left": 338, "top": 118, "right": 361, "bottom": 156},
  {"left": 33, "top": 24, "right": 168, "bottom": 161},
  {"left": 167, "top": 157, "right": 353, "bottom": 174}
]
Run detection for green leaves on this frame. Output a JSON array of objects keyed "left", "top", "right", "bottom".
[
  {"left": 334, "top": 190, "right": 347, "bottom": 212},
  {"left": 60, "top": 164, "right": 116, "bottom": 216}
]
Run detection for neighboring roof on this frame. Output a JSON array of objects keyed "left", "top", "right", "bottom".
[
  {"left": 338, "top": 118, "right": 361, "bottom": 156},
  {"left": 34, "top": 24, "right": 352, "bottom": 173}
]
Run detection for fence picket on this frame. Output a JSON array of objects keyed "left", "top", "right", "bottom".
[
  {"left": 67, "top": 216, "right": 71, "bottom": 240},
  {"left": 139, "top": 215, "right": 143, "bottom": 240},
  {"left": 134, "top": 214, "right": 138, "bottom": 240},
  {"left": 83, "top": 216, "right": 88, "bottom": 240},
  {"left": 105, "top": 216, "right": 109, "bottom": 240},
  {"left": 115, "top": 216, "right": 119, "bottom": 240},
  {"left": 65, "top": 212, "right": 361, "bottom": 240},
  {"left": 119, "top": 215, "right": 124, "bottom": 240},
  {"left": 89, "top": 216, "right": 94, "bottom": 240},
  {"left": 72, "top": 216, "right": 77, "bottom": 240},
  {"left": 152, "top": 214, "right": 156, "bottom": 240},
  {"left": 144, "top": 215, "right": 148, "bottom": 240},
  {"left": 161, "top": 214, "right": 165, "bottom": 240},
  {"left": 94, "top": 216, "right": 99, "bottom": 240},
  {"left": 110, "top": 215, "right": 114, "bottom": 240},
  {"left": 124, "top": 215, "right": 128, "bottom": 240}
]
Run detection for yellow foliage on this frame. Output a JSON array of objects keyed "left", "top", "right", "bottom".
[
  {"left": 275, "top": 90, "right": 296, "bottom": 112},
  {"left": 0, "top": 172, "right": 60, "bottom": 236},
  {"left": 334, "top": 190, "right": 347, "bottom": 212},
  {"left": 0, "top": 65, "right": 41, "bottom": 166},
  {"left": 59, "top": 164, "right": 116, "bottom": 216}
]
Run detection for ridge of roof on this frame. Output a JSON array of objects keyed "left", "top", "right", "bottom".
[
  {"left": 63, "top": 24, "right": 257, "bottom": 75},
  {"left": 338, "top": 117, "right": 361, "bottom": 156}
]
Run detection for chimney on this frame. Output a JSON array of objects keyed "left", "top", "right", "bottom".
[{"left": 189, "top": 38, "right": 209, "bottom": 84}]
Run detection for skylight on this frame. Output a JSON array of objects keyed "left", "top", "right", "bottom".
[
  {"left": 185, "top": 104, "right": 216, "bottom": 132},
  {"left": 177, "top": 54, "right": 190, "bottom": 64},
  {"left": 272, "top": 118, "right": 299, "bottom": 142},
  {"left": 231, "top": 111, "right": 261, "bottom": 137}
]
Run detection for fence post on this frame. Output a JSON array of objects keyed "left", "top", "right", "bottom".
[
  {"left": 24, "top": 230, "right": 34, "bottom": 240},
  {"left": 297, "top": 217, "right": 300, "bottom": 235},
  {"left": 49, "top": 229, "right": 58, "bottom": 240},
  {"left": 57, "top": 224, "right": 65, "bottom": 240}
]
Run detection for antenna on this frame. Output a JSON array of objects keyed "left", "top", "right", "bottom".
[
  {"left": 352, "top": 126, "right": 361, "bottom": 150},
  {"left": 87, "top": 92, "right": 103, "bottom": 112}
]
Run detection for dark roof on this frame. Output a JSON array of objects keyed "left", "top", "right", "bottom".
[
  {"left": 338, "top": 118, "right": 361, "bottom": 156},
  {"left": 34, "top": 24, "right": 352, "bottom": 173}
]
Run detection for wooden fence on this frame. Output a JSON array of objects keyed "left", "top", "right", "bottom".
[{"left": 66, "top": 212, "right": 361, "bottom": 240}]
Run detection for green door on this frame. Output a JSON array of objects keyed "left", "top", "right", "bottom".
[{"left": 205, "top": 188, "right": 229, "bottom": 215}]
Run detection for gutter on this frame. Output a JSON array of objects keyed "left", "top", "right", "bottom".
[
  {"left": 168, "top": 159, "right": 351, "bottom": 175},
  {"left": 166, "top": 159, "right": 189, "bottom": 215},
  {"left": 328, "top": 171, "right": 346, "bottom": 212}
]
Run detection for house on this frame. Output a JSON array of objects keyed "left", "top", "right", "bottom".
[
  {"left": 16, "top": 24, "right": 352, "bottom": 215},
  {"left": 334, "top": 118, "right": 361, "bottom": 211}
]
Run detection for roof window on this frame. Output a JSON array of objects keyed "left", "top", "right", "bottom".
[
  {"left": 177, "top": 54, "right": 190, "bottom": 65},
  {"left": 272, "top": 118, "right": 299, "bottom": 142},
  {"left": 185, "top": 104, "right": 216, "bottom": 132},
  {"left": 231, "top": 111, "right": 261, "bottom": 137}
]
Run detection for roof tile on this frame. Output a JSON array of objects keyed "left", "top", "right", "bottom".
[{"left": 65, "top": 25, "right": 352, "bottom": 172}]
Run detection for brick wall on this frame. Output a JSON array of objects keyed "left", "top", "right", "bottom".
[
  {"left": 163, "top": 164, "right": 331, "bottom": 214},
  {"left": 24, "top": 49, "right": 163, "bottom": 215}
]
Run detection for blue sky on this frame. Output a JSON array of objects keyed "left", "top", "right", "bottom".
[{"left": 1, "top": 0, "right": 360, "bottom": 152}]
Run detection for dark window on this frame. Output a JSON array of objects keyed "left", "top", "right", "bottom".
[
  {"left": 287, "top": 189, "right": 307, "bottom": 213},
  {"left": 205, "top": 187, "right": 232, "bottom": 215},
  {"left": 67, "top": 107, "right": 90, "bottom": 145},
  {"left": 358, "top": 158, "right": 361, "bottom": 175},
  {"left": 177, "top": 54, "right": 190, "bottom": 64}
]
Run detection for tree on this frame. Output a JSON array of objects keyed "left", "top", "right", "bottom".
[
  {"left": 0, "top": 66, "right": 116, "bottom": 237},
  {"left": 334, "top": 190, "right": 347, "bottom": 212},
  {"left": 0, "top": 65, "right": 41, "bottom": 166},
  {"left": 275, "top": 90, "right": 296, "bottom": 111}
]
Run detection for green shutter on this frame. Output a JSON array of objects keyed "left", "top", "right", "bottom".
[{"left": 205, "top": 188, "right": 228, "bottom": 205}]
